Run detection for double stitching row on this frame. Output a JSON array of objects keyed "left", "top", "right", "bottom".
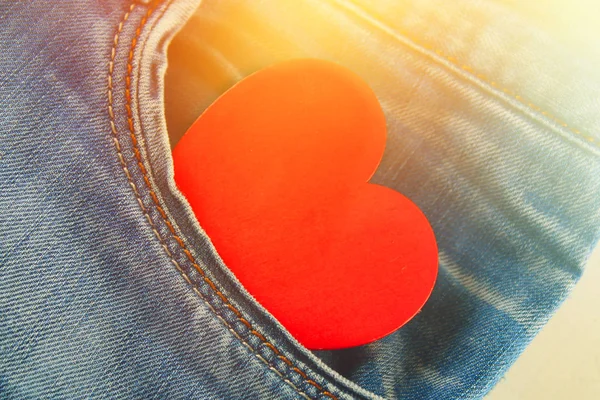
[
  {"left": 107, "top": 2, "right": 338, "bottom": 399},
  {"left": 333, "top": 0, "right": 597, "bottom": 146}
]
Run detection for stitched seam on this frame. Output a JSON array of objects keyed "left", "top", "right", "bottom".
[
  {"left": 332, "top": 0, "right": 598, "bottom": 147},
  {"left": 107, "top": 3, "right": 338, "bottom": 399}
]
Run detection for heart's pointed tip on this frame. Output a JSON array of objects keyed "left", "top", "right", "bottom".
[{"left": 173, "top": 58, "right": 438, "bottom": 351}]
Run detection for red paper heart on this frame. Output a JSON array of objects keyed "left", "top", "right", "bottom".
[{"left": 173, "top": 59, "right": 438, "bottom": 349}]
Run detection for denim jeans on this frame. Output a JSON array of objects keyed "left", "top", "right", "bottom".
[{"left": 1, "top": 0, "right": 599, "bottom": 399}]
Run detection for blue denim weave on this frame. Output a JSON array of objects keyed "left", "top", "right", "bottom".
[{"left": 1, "top": 0, "right": 599, "bottom": 399}]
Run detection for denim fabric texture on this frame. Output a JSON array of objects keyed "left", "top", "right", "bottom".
[{"left": 1, "top": 0, "right": 599, "bottom": 399}]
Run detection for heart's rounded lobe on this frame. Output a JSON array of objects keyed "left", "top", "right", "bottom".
[{"left": 173, "top": 59, "right": 438, "bottom": 349}]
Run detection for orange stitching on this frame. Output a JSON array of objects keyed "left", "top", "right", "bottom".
[
  {"left": 305, "top": 380, "right": 321, "bottom": 388},
  {"left": 293, "top": 367, "right": 309, "bottom": 379},
  {"left": 263, "top": 342, "right": 279, "bottom": 353},
  {"left": 307, "top": 380, "right": 325, "bottom": 391},
  {"left": 226, "top": 303, "right": 242, "bottom": 317},
  {"left": 250, "top": 330, "right": 267, "bottom": 342},
  {"left": 278, "top": 354, "right": 293, "bottom": 366},
  {"left": 203, "top": 276, "right": 218, "bottom": 291},
  {"left": 154, "top": 199, "right": 167, "bottom": 218},
  {"left": 108, "top": 3, "right": 337, "bottom": 399},
  {"left": 215, "top": 291, "right": 228, "bottom": 304},
  {"left": 182, "top": 247, "right": 195, "bottom": 261},
  {"left": 172, "top": 235, "right": 185, "bottom": 247},
  {"left": 238, "top": 317, "right": 252, "bottom": 329}
]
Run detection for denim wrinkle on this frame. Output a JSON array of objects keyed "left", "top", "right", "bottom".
[{"left": 1, "top": 0, "right": 599, "bottom": 399}]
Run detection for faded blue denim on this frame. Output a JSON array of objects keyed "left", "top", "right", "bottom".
[{"left": 1, "top": 0, "right": 599, "bottom": 399}]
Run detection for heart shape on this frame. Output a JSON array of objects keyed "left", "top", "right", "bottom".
[{"left": 173, "top": 59, "right": 438, "bottom": 349}]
